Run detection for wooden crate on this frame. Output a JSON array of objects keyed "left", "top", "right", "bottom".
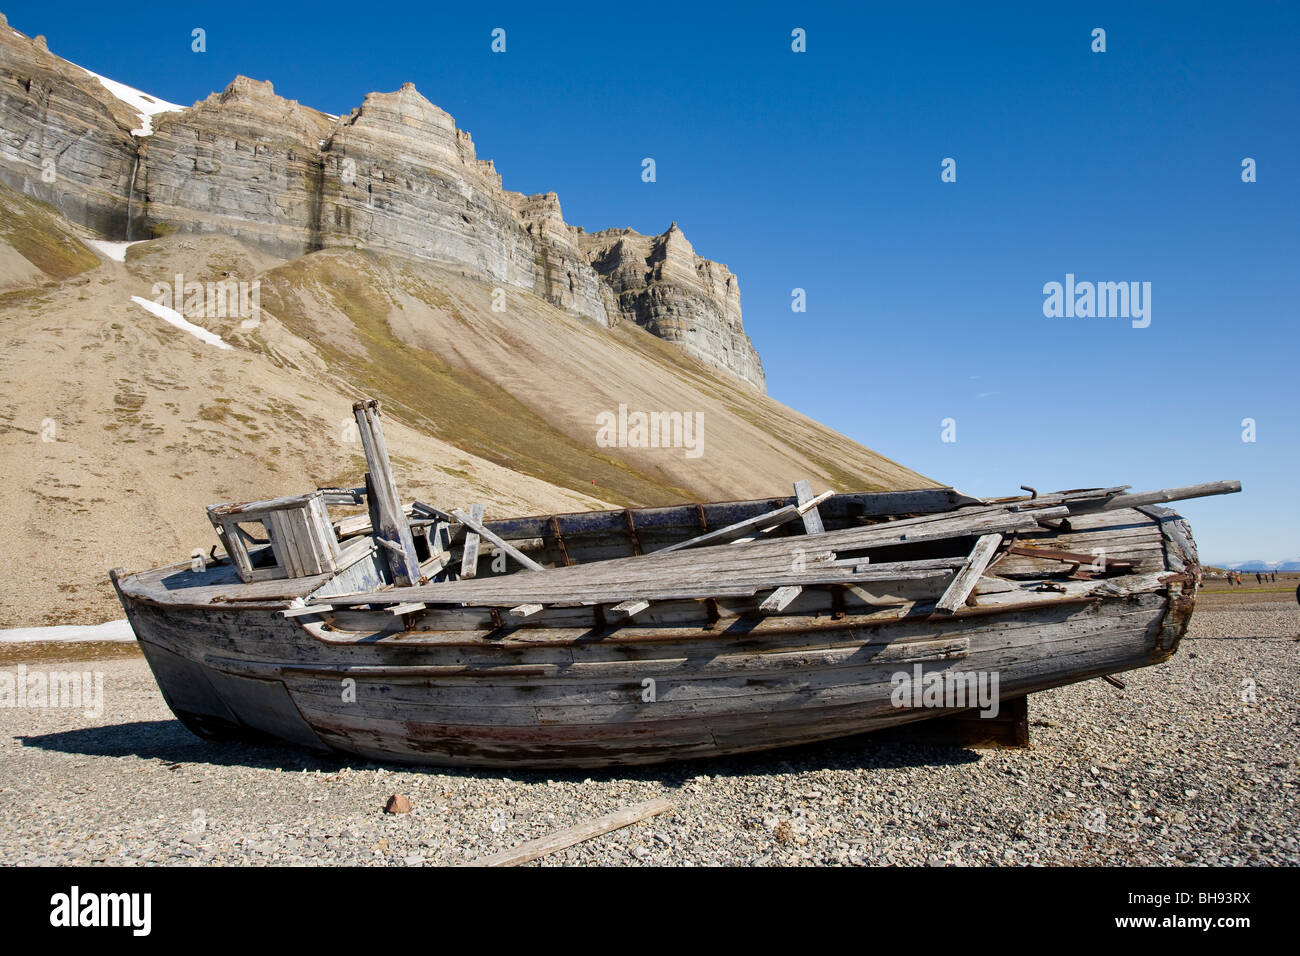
[{"left": 207, "top": 491, "right": 342, "bottom": 583}]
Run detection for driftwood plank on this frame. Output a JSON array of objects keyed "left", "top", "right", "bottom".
[
  {"left": 462, "top": 799, "right": 673, "bottom": 867},
  {"left": 452, "top": 508, "right": 546, "bottom": 573},
  {"left": 460, "top": 503, "right": 485, "bottom": 579},
  {"left": 933, "top": 533, "right": 1003, "bottom": 615}
]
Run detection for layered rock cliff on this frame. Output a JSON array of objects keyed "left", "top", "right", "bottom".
[
  {"left": 578, "top": 224, "right": 765, "bottom": 390},
  {"left": 0, "top": 19, "right": 764, "bottom": 388},
  {"left": 0, "top": 15, "right": 137, "bottom": 234}
]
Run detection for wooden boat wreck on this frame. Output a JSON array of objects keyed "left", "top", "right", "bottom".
[{"left": 110, "top": 400, "right": 1241, "bottom": 768}]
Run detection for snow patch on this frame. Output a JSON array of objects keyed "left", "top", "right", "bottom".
[
  {"left": 0, "top": 619, "right": 135, "bottom": 643},
  {"left": 130, "top": 295, "right": 233, "bottom": 350},
  {"left": 84, "top": 238, "right": 144, "bottom": 262},
  {"left": 79, "top": 66, "right": 184, "bottom": 136}
]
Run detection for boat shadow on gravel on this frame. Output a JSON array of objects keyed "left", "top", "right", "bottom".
[{"left": 17, "top": 719, "right": 982, "bottom": 784}]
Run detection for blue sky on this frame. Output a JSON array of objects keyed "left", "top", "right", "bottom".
[{"left": 6, "top": 1, "right": 1297, "bottom": 562}]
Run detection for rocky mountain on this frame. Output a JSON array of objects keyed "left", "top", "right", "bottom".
[
  {"left": 579, "top": 224, "right": 764, "bottom": 389},
  {"left": 0, "top": 13, "right": 936, "bottom": 628},
  {"left": 0, "top": 18, "right": 763, "bottom": 388}
]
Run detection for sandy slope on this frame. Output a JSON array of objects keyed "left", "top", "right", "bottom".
[
  {"left": 0, "top": 186, "right": 935, "bottom": 627},
  {"left": 0, "top": 239, "right": 605, "bottom": 625}
]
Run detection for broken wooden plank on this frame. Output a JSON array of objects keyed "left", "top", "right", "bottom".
[
  {"left": 208, "top": 492, "right": 317, "bottom": 519},
  {"left": 796, "top": 489, "right": 835, "bottom": 515},
  {"left": 412, "top": 500, "right": 457, "bottom": 523},
  {"left": 933, "top": 533, "right": 1003, "bottom": 615},
  {"left": 318, "top": 487, "right": 366, "bottom": 505},
  {"left": 508, "top": 603, "right": 544, "bottom": 619},
  {"left": 213, "top": 522, "right": 253, "bottom": 582},
  {"left": 461, "top": 503, "right": 485, "bottom": 579},
  {"left": 452, "top": 508, "right": 547, "bottom": 573},
  {"left": 654, "top": 491, "right": 833, "bottom": 554},
  {"left": 611, "top": 599, "right": 651, "bottom": 619},
  {"left": 759, "top": 585, "right": 803, "bottom": 613},
  {"left": 793, "top": 479, "right": 826, "bottom": 535},
  {"left": 651, "top": 506, "right": 798, "bottom": 553},
  {"left": 281, "top": 603, "right": 333, "bottom": 618},
  {"left": 461, "top": 799, "right": 673, "bottom": 867},
  {"left": 321, "top": 506, "right": 1066, "bottom": 609},
  {"left": 999, "top": 486, "right": 1130, "bottom": 510},
  {"left": 387, "top": 602, "right": 428, "bottom": 616},
  {"left": 1088, "top": 480, "right": 1241, "bottom": 512},
  {"left": 1004, "top": 545, "right": 1134, "bottom": 570},
  {"left": 353, "top": 400, "right": 421, "bottom": 586},
  {"left": 323, "top": 565, "right": 954, "bottom": 612}
]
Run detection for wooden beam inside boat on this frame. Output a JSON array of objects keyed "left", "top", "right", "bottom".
[
  {"left": 653, "top": 490, "right": 834, "bottom": 554},
  {"left": 281, "top": 603, "right": 333, "bottom": 618},
  {"left": 794, "top": 479, "right": 826, "bottom": 535},
  {"left": 933, "top": 533, "right": 1003, "bottom": 615},
  {"left": 315, "top": 506, "right": 1066, "bottom": 609},
  {"left": 452, "top": 508, "right": 546, "bottom": 572},
  {"left": 353, "top": 400, "right": 421, "bottom": 586},
  {"left": 760, "top": 585, "right": 803, "bottom": 613},
  {"left": 611, "top": 599, "right": 650, "bottom": 619},
  {"left": 387, "top": 602, "right": 428, "bottom": 616},
  {"left": 460, "top": 503, "right": 485, "bottom": 578},
  {"left": 1089, "top": 480, "right": 1242, "bottom": 512},
  {"left": 1004, "top": 545, "right": 1134, "bottom": 570}
]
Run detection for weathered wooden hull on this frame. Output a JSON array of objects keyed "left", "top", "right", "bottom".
[
  {"left": 119, "top": 591, "right": 1185, "bottom": 768},
  {"left": 110, "top": 496, "right": 1200, "bottom": 769}
]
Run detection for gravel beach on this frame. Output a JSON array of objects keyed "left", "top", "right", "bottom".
[{"left": 2, "top": 600, "right": 1295, "bottom": 867}]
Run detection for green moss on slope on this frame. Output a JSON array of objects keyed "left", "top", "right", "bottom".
[
  {"left": 0, "top": 183, "right": 100, "bottom": 281},
  {"left": 258, "top": 251, "right": 698, "bottom": 507}
]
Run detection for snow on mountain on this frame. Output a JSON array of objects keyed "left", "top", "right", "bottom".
[
  {"left": 130, "top": 295, "right": 233, "bottom": 350},
  {"left": 79, "top": 66, "right": 183, "bottom": 136}
]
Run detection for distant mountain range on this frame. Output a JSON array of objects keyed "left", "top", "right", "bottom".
[{"left": 1213, "top": 560, "right": 1300, "bottom": 572}]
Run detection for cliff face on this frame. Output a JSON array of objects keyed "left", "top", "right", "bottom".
[
  {"left": 578, "top": 224, "right": 765, "bottom": 390},
  {"left": 0, "top": 16, "right": 137, "bottom": 235},
  {"left": 0, "top": 19, "right": 765, "bottom": 388},
  {"left": 139, "top": 76, "right": 333, "bottom": 257}
]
